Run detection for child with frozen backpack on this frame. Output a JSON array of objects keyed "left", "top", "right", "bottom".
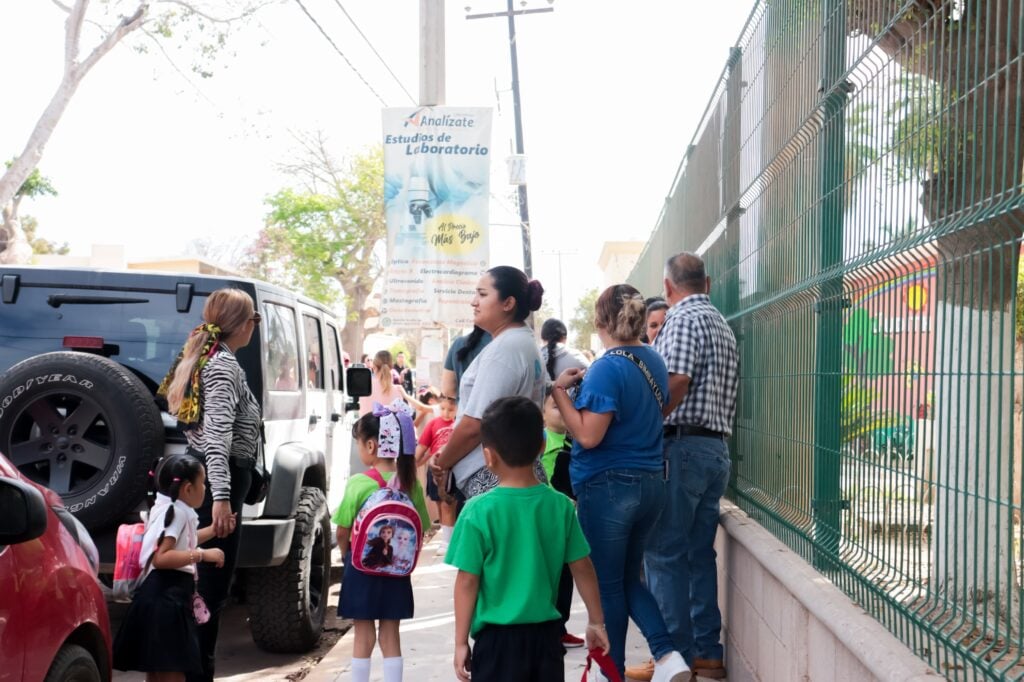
[
  {"left": 334, "top": 400, "right": 432, "bottom": 682},
  {"left": 113, "top": 454, "right": 226, "bottom": 680}
]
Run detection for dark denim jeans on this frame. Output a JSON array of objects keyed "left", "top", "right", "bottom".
[
  {"left": 187, "top": 457, "right": 251, "bottom": 682},
  {"left": 576, "top": 469, "right": 676, "bottom": 677},
  {"left": 645, "top": 435, "right": 731, "bottom": 663}
]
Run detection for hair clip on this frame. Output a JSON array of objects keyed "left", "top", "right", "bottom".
[{"left": 172, "top": 476, "right": 181, "bottom": 483}]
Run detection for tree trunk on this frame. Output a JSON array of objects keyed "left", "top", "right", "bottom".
[
  {"left": 0, "top": 0, "right": 147, "bottom": 256},
  {"left": 341, "top": 284, "right": 371, "bottom": 362},
  {"left": 848, "top": 0, "right": 1024, "bottom": 624},
  {"left": 0, "top": 75, "right": 78, "bottom": 223},
  {"left": 0, "top": 215, "right": 33, "bottom": 264},
  {"left": 932, "top": 297, "right": 1019, "bottom": 631}
]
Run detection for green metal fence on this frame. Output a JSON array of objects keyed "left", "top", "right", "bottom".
[{"left": 628, "top": 1, "right": 1024, "bottom": 678}]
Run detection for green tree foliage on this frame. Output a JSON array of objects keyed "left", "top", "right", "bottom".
[
  {"left": 22, "top": 216, "right": 69, "bottom": 256},
  {"left": 1, "top": 164, "right": 62, "bottom": 259},
  {"left": 840, "top": 377, "right": 898, "bottom": 446},
  {"left": 570, "top": 287, "right": 599, "bottom": 351},
  {"left": 244, "top": 141, "right": 385, "bottom": 357}
]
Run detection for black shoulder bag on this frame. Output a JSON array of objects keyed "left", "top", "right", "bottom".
[{"left": 245, "top": 422, "right": 270, "bottom": 506}]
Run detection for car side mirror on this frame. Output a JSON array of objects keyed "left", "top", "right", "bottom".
[
  {"left": 346, "top": 366, "right": 373, "bottom": 398},
  {"left": 0, "top": 477, "right": 48, "bottom": 545}
]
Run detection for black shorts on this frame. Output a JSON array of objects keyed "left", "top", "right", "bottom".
[
  {"left": 426, "top": 469, "right": 441, "bottom": 502},
  {"left": 471, "top": 620, "right": 564, "bottom": 682}
]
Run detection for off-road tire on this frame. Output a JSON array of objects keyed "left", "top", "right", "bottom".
[
  {"left": 247, "top": 486, "right": 331, "bottom": 653},
  {"left": 44, "top": 643, "right": 102, "bottom": 682},
  {"left": 0, "top": 352, "right": 162, "bottom": 530}
]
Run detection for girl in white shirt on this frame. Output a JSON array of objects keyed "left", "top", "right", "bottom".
[{"left": 113, "top": 455, "right": 225, "bottom": 680}]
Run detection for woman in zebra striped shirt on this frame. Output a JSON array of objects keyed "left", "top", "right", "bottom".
[{"left": 159, "top": 287, "right": 262, "bottom": 682}]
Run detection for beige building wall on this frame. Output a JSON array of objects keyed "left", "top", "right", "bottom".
[
  {"left": 597, "top": 241, "right": 645, "bottom": 290},
  {"left": 33, "top": 244, "right": 239, "bottom": 276}
]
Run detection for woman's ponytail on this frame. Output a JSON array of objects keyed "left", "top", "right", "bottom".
[
  {"left": 540, "top": 318, "right": 568, "bottom": 381},
  {"left": 456, "top": 326, "right": 486, "bottom": 364},
  {"left": 545, "top": 338, "right": 559, "bottom": 380}
]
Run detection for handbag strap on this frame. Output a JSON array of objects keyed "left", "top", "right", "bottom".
[
  {"left": 580, "top": 648, "right": 622, "bottom": 682},
  {"left": 604, "top": 349, "right": 664, "bottom": 408},
  {"left": 257, "top": 420, "right": 267, "bottom": 469}
]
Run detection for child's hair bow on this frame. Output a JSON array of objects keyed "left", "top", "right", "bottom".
[{"left": 372, "top": 399, "right": 417, "bottom": 459}]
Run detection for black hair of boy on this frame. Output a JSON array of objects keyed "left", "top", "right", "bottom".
[{"left": 480, "top": 396, "right": 545, "bottom": 468}]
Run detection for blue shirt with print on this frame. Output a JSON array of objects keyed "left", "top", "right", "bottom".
[{"left": 569, "top": 344, "right": 669, "bottom": 491}]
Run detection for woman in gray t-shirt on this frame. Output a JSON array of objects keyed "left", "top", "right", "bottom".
[{"left": 433, "top": 266, "right": 547, "bottom": 497}]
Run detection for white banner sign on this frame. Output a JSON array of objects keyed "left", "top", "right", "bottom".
[{"left": 380, "top": 107, "right": 492, "bottom": 329}]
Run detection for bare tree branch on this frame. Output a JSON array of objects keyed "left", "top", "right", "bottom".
[
  {"left": 156, "top": 0, "right": 269, "bottom": 24},
  {"left": 78, "top": 4, "right": 148, "bottom": 76},
  {"left": 140, "top": 27, "right": 218, "bottom": 106},
  {"left": 50, "top": 0, "right": 73, "bottom": 13},
  {"left": 64, "top": 0, "right": 89, "bottom": 68}
]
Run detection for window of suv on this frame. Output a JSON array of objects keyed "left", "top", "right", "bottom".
[
  {"left": 0, "top": 287, "right": 208, "bottom": 389},
  {"left": 263, "top": 303, "right": 302, "bottom": 419},
  {"left": 325, "top": 324, "right": 342, "bottom": 391},
  {"left": 302, "top": 315, "right": 324, "bottom": 390}
]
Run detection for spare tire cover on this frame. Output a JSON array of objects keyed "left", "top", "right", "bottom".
[{"left": 0, "top": 351, "right": 164, "bottom": 530}]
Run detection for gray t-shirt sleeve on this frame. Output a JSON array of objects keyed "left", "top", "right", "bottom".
[{"left": 461, "top": 355, "right": 527, "bottom": 419}]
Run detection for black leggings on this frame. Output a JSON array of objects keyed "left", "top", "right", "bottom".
[{"left": 187, "top": 455, "right": 251, "bottom": 682}]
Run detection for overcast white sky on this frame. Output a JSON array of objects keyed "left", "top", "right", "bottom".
[{"left": 1, "top": 0, "right": 752, "bottom": 323}]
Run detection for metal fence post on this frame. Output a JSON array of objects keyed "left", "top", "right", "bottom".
[
  {"left": 724, "top": 45, "right": 744, "bottom": 478},
  {"left": 811, "top": 0, "right": 847, "bottom": 569}
]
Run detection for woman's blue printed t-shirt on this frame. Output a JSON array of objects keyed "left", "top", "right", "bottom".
[{"left": 569, "top": 344, "right": 668, "bottom": 490}]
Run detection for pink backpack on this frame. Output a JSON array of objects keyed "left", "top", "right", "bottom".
[
  {"left": 350, "top": 469, "right": 423, "bottom": 577},
  {"left": 112, "top": 521, "right": 147, "bottom": 603}
]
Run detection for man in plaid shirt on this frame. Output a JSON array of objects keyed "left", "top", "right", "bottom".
[{"left": 627, "top": 252, "right": 738, "bottom": 682}]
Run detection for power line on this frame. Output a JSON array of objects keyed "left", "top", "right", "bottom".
[
  {"left": 329, "top": 0, "right": 417, "bottom": 105},
  {"left": 293, "top": 0, "right": 389, "bottom": 107}
]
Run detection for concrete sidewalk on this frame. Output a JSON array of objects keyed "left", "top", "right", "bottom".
[{"left": 307, "top": 536, "right": 725, "bottom": 682}]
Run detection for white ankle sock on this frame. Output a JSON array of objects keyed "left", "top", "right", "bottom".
[
  {"left": 350, "top": 657, "right": 371, "bottom": 682},
  {"left": 440, "top": 525, "right": 453, "bottom": 543},
  {"left": 382, "top": 656, "right": 403, "bottom": 682}
]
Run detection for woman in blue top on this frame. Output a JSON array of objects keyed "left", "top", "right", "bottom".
[{"left": 551, "top": 284, "right": 690, "bottom": 682}]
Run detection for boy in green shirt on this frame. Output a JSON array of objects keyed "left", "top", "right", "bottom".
[{"left": 446, "top": 396, "right": 609, "bottom": 682}]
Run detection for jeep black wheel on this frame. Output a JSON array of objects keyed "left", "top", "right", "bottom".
[
  {"left": 0, "top": 351, "right": 163, "bottom": 530},
  {"left": 247, "top": 486, "right": 331, "bottom": 653}
]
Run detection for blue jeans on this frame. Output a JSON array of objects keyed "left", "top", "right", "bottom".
[
  {"left": 645, "top": 435, "right": 731, "bottom": 663},
  {"left": 576, "top": 469, "right": 676, "bottom": 677}
]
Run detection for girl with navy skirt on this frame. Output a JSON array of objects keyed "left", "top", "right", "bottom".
[
  {"left": 333, "top": 401, "right": 431, "bottom": 682},
  {"left": 113, "top": 455, "right": 226, "bottom": 680}
]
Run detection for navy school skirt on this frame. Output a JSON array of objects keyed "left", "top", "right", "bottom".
[
  {"left": 338, "top": 551, "right": 414, "bottom": 620},
  {"left": 113, "top": 568, "right": 203, "bottom": 673}
]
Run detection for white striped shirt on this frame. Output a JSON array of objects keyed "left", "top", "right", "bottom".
[{"left": 184, "top": 348, "right": 261, "bottom": 500}]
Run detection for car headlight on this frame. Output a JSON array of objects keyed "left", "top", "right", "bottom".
[{"left": 51, "top": 506, "right": 100, "bottom": 576}]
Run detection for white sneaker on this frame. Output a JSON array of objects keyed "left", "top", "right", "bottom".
[{"left": 651, "top": 652, "right": 692, "bottom": 682}]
